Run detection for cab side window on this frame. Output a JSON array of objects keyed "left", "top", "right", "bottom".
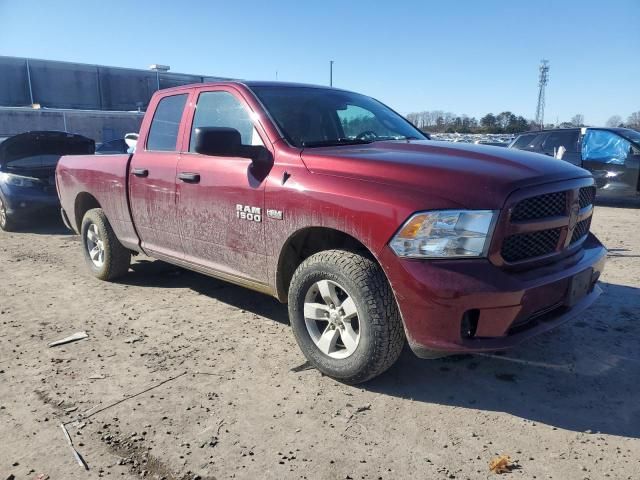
[
  {"left": 146, "top": 94, "right": 188, "bottom": 151},
  {"left": 511, "top": 133, "right": 539, "bottom": 150},
  {"left": 189, "top": 91, "right": 263, "bottom": 152},
  {"left": 541, "top": 131, "right": 579, "bottom": 156},
  {"left": 582, "top": 130, "right": 631, "bottom": 165}
]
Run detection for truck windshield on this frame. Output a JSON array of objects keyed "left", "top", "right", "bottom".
[{"left": 249, "top": 86, "right": 427, "bottom": 148}]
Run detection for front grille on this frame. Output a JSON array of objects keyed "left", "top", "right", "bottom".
[
  {"left": 499, "top": 184, "right": 595, "bottom": 264},
  {"left": 578, "top": 186, "right": 596, "bottom": 209},
  {"left": 511, "top": 191, "right": 566, "bottom": 221},
  {"left": 570, "top": 217, "right": 591, "bottom": 244},
  {"left": 501, "top": 228, "right": 561, "bottom": 262}
]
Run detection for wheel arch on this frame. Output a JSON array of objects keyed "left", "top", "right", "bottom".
[
  {"left": 275, "top": 226, "right": 381, "bottom": 302},
  {"left": 73, "top": 192, "right": 101, "bottom": 233}
]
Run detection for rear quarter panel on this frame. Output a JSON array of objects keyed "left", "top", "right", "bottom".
[{"left": 56, "top": 153, "right": 139, "bottom": 250}]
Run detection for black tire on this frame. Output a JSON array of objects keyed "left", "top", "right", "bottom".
[
  {"left": 80, "top": 208, "right": 131, "bottom": 281},
  {"left": 288, "top": 249, "right": 405, "bottom": 384},
  {"left": 0, "top": 196, "right": 16, "bottom": 232}
]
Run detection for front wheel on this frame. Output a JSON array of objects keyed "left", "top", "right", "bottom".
[
  {"left": 288, "top": 250, "right": 405, "bottom": 384},
  {"left": 0, "top": 196, "right": 16, "bottom": 232},
  {"left": 81, "top": 208, "right": 131, "bottom": 281}
]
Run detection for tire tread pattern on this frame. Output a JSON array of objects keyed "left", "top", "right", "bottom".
[{"left": 289, "top": 249, "right": 405, "bottom": 383}]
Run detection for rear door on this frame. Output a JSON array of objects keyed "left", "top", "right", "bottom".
[
  {"left": 176, "top": 87, "right": 270, "bottom": 284},
  {"left": 129, "top": 92, "right": 189, "bottom": 258}
]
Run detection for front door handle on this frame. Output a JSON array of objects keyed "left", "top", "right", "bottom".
[
  {"left": 178, "top": 172, "right": 201, "bottom": 183},
  {"left": 132, "top": 168, "right": 149, "bottom": 177}
]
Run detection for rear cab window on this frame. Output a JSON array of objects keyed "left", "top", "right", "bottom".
[{"left": 146, "top": 94, "right": 188, "bottom": 151}]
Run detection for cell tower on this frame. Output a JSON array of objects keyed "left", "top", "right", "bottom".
[{"left": 534, "top": 60, "right": 550, "bottom": 130}]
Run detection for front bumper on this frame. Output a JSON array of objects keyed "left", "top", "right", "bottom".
[
  {"left": 380, "top": 233, "right": 607, "bottom": 356},
  {"left": 1, "top": 186, "right": 60, "bottom": 219}
]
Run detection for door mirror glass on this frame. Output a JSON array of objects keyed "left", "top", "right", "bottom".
[{"left": 193, "top": 127, "right": 242, "bottom": 157}]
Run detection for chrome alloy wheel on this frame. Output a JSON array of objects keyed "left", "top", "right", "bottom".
[
  {"left": 304, "top": 279, "right": 360, "bottom": 359},
  {"left": 86, "top": 223, "right": 105, "bottom": 268}
]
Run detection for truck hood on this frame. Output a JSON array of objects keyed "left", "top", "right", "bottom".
[
  {"left": 0, "top": 131, "right": 95, "bottom": 171},
  {"left": 301, "top": 140, "right": 591, "bottom": 208}
]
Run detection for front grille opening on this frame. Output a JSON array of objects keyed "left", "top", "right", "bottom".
[
  {"left": 461, "top": 309, "right": 479, "bottom": 339},
  {"left": 511, "top": 191, "right": 566, "bottom": 221},
  {"left": 578, "top": 186, "right": 596, "bottom": 209},
  {"left": 570, "top": 217, "right": 592, "bottom": 244},
  {"left": 508, "top": 302, "right": 565, "bottom": 335},
  {"left": 501, "top": 228, "right": 561, "bottom": 262}
]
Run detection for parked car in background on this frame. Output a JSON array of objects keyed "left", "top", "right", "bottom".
[
  {"left": 56, "top": 81, "right": 606, "bottom": 383},
  {"left": 0, "top": 131, "right": 94, "bottom": 231},
  {"left": 95, "top": 138, "right": 129, "bottom": 154},
  {"left": 509, "top": 128, "right": 640, "bottom": 199}
]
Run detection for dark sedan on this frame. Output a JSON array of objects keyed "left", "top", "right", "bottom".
[{"left": 0, "top": 131, "right": 94, "bottom": 231}]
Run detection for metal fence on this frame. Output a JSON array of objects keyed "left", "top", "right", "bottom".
[
  {"left": 0, "top": 55, "right": 228, "bottom": 111},
  {"left": 0, "top": 107, "right": 144, "bottom": 143}
]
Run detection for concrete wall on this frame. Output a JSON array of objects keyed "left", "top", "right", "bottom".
[{"left": 0, "top": 108, "right": 144, "bottom": 143}]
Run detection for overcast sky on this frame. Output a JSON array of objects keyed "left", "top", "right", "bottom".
[{"left": 1, "top": 0, "right": 638, "bottom": 125}]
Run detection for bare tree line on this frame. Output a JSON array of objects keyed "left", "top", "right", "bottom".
[{"left": 406, "top": 110, "right": 640, "bottom": 133}]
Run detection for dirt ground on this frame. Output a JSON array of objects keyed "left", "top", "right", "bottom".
[{"left": 1, "top": 205, "right": 639, "bottom": 480}]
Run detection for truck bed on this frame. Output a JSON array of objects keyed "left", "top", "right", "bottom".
[{"left": 56, "top": 153, "right": 140, "bottom": 250}]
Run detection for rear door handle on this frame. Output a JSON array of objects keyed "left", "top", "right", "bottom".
[
  {"left": 132, "top": 168, "right": 149, "bottom": 177},
  {"left": 178, "top": 172, "right": 200, "bottom": 183}
]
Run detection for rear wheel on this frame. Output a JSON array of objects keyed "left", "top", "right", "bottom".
[
  {"left": 81, "top": 208, "right": 131, "bottom": 281},
  {"left": 0, "top": 196, "right": 16, "bottom": 232},
  {"left": 288, "top": 250, "right": 405, "bottom": 384}
]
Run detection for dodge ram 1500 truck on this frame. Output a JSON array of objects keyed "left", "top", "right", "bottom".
[{"left": 56, "top": 81, "right": 607, "bottom": 383}]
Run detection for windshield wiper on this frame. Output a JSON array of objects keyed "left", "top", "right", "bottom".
[
  {"left": 302, "top": 138, "right": 373, "bottom": 148},
  {"left": 374, "top": 135, "right": 422, "bottom": 141}
]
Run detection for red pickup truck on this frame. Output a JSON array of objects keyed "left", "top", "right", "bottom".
[{"left": 56, "top": 81, "right": 606, "bottom": 383}]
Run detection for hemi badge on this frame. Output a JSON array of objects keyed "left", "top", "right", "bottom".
[{"left": 267, "top": 209, "right": 283, "bottom": 220}]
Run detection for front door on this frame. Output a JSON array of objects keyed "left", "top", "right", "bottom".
[
  {"left": 176, "top": 88, "right": 269, "bottom": 284},
  {"left": 129, "top": 92, "right": 189, "bottom": 258}
]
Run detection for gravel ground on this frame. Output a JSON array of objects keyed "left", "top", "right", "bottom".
[{"left": 1, "top": 206, "right": 639, "bottom": 480}]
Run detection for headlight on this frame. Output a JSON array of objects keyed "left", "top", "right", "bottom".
[
  {"left": 0, "top": 172, "right": 40, "bottom": 187},
  {"left": 390, "top": 210, "right": 498, "bottom": 258}
]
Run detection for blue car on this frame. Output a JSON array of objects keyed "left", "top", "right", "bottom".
[{"left": 0, "top": 131, "right": 94, "bottom": 231}]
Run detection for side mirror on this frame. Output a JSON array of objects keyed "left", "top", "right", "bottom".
[
  {"left": 124, "top": 132, "right": 138, "bottom": 153},
  {"left": 193, "top": 127, "right": 273, "bottom": 169},
  {"left": 193, "top": 127, "right": 242, "bottom": 157}
]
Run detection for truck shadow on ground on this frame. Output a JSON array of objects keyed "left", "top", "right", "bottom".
[
  {"left": 125, "top": 259, "right": 290, "bottom": 325},
  {"left": 121, "top": 262, "right": 640, "bottom": 438},
  {"left": 367, "top": 281, "right": 640, "bottom": 438}
]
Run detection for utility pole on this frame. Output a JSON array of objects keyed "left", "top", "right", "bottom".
[
  {"left": 534, "top": 60, "right": 550, "bottom": 130},
  {"left": 329, "top": 60, "right": 334, "bottom": 87}
]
